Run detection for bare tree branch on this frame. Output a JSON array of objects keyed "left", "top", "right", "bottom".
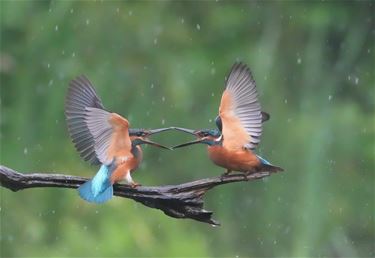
[{"left": 0, "top": 165, "right": 278, "bottom": 225}]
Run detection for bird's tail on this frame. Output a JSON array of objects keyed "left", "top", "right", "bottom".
[
  {"left": 78, "top": 164, "right": 113, "bottom": 204},
  {"left": 256, "top": 155, "right": 284, "bottom": 173}
]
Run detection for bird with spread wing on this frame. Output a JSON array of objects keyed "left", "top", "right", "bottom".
[
  {"left": 65, "top": 76, "right": 171, "bottom": 204},
  {"left": 173, "top": 62, "right": 283, "bottom": 175}
]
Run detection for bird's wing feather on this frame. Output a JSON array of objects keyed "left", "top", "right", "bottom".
[
  {"left": 85, "top": 108, "right": 132, "bottom": 165},
  {"left": 219, "top": 63, "right": 262, "bottom": 150},
  {"left": 65, "top": 75, "right": 105, "bottom": 165}
]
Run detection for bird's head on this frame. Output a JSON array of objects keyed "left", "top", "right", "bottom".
[
  {"left": 172, "top": 127, "right": 222, "bottom": 149},
  {"left": 129, "top": 128, "right": 172, "bottom": 150}
]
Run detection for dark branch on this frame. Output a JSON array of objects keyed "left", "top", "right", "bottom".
[{"left": 0, "top": 165, "right": 277, "bottom": 225}]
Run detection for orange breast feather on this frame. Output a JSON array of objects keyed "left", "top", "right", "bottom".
[
  {"left": 208, "top": 145, "right": 260, "bottom": 172},
  {"left": 110, "top": 149, "right": 142, "bottom": 183},
  {"left": 219, "top": 90, "right": 250, "bottom": 149}
]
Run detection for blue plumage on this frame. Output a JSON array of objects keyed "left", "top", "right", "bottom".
[
  {"left": 256, "top": 155, "right": 271, "bottom": 165},
  {"left": 78, "top": 164, "right": 114, "bottom": 204}
]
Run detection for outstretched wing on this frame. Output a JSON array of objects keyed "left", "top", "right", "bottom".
[
  {"left": 65, "top": 76, "right": 131, "bottom": 165},
  {"left": 219, "top": 63, "right": 263, "bottom": 150},
  {"left": 65, "top": 76, "right": 105, "bottom": 165},
  {"left": 85, "top": 108, "right": 132, "bottom": 165}
]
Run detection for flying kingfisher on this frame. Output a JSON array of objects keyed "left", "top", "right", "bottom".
[
  {"left": 173, "top": 62, "right": 283, "bottom": 175},
  {"left": 65, "top": 75, "right": 171, "bottom": 204}
]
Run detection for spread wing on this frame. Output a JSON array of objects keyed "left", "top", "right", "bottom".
[
  {"left": 85, "top": 108, "right": 132, "bottom": 165},
  {"left": 65, "top": 76, "right": 131, "bottom": 165},
  {"left": 65, "top": 75, "right": 105, "bottom": 165},
  {"left": 219, "top": 63, "right": 263, "bottom": 150}
]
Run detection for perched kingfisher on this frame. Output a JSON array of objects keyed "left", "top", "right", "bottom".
[
  {"left": 65, "top": 75, "right": 171, "bottom": 204},
  {"left": 173, "top": 62, "right": 283, "bottom": 175}
]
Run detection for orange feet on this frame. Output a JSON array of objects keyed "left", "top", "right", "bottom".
[{"left": 131, "top": 182, "right": 141, "bottom": 188}]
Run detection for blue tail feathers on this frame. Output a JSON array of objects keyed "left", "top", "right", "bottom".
[
  {"left": 256, "top": 155, "right": 284, "bottom": 172},
  {"left": 256, "top": 155, "right": 271, "bottom": 165},
  {"left": 78, "top": 164, "right": 114, "bottom": 204}
]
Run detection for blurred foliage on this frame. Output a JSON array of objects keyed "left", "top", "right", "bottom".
[{"left": 0, "top": 1, "right": 374, "bottom": 257}]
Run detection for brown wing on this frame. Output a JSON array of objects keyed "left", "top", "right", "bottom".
[
  {"left": 65, "top": 75, "right": 132, "bottom": 165},
  {"left": 219, "top": 63, "right": 263, "bottom": 150},
  {"left": 85, "top": 108, "right": 132, "bottom": 165}
]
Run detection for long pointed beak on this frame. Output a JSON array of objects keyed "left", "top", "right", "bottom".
[
  {"left": 141, "top": 139, "right": 172, "bottom": 150},
  {"left": 172, "top": 138, "right": 205, "bottom": 149},
  {"left": 172, "top": 127, "right": 197, "bottom": 136},
  {"left": 148, "top": 127, "right": 172, "bottom": 135}
]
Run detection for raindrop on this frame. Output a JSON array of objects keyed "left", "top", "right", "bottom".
[
  {"left": 116, "top": 7, "right": 120, "bottom": 13},
  {"left": 162, "top": 96, "right": 165, "bottom": 102},
  {"left": 161, "top": 119, "right": 165, "bottom": 125},
  {"left": 55, "top": 25, "right": 59, "bottom": 31},
  {"left": 23, "top": 148, "right": 28, "bottom": 155},
  {"left": 328, "top": 95, "right": 332, "bottom": 101},
  {"left": 70, "top": 9, "right": 74, "bottom": 14},
  {"left": 128, "top": 10, "right": 133, "bottom": 16},
  {"left": 153, "top": 38, "right": 158, "bottom": 45},
  {"left": 180, "top": 18, "right": 185, "bottom": 24},
  {"left": 86, "top": 19, "right": 90, "bottom": 25},
  {"left": 209, "top": 119, "right": 212, "bottom": 123},
  {"left": 72, "top": 52, "right": 76, "bottom": 57},
  {"left": 52, "top": 210, "right": 56, "bottom": 214},
  {"left": 196, "top": 24, "right": 201, "bottom": 30},
  {"left": 49, "top": 80, "right": 54, "bottom": 87},
  {"left": 284, "top": 99, "right": 288, "bottom": 104},
  {"left": 95, "top": 210, "right": 99, "bottom": 214},
  {"left": 150, "top": 83, "right": 154, "bottom": 89},
  {"left": 83, "top": 226, "right": 88, "bottom": 230},
  {"left": 47, "top": 63, "right": 50, "bottom": 69},
  {"left": 355, "top": 77, "right": 359, "bottom": 85},
  {"left": 348, "top": 75, "right": 351, "bottom": 81},
  {"left": 61, "top": 50, "right": 65, "bottom": 55},
  {"left": 210, "top": 68, "right": 216, "bottom": 75},
  {"left": 211, "top": 92, "right": 215, "bottom": 97},
  {"left": 297, "top": 58, "right": 302, "bottom": 64}
]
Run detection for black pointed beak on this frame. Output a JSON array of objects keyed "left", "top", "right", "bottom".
[
  {"left": 172, "top": 138, "right": 205, "bottom": 149},
  {"left": 172, "top": 127, "right": 198, "bottom": 136},
  {"left": 148, "top": 127, "right": 172, "bottom": 135},
  {"left": 140, "top": 138, "right": 172, "bottom": 150}
]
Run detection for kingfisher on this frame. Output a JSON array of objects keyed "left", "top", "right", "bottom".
[
  {"left": 173, "top": 62, "right": 283, "bottom": 175},
  {"left": 65, "top": 75, "right": 171, "bottom": 204}
]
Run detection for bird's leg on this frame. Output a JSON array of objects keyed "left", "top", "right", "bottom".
[
  {"left": 221, "top": 169, "right": 232, "bottom": 178},
  {"left": 242, "top": 171, "right": 250, "bottom": 180},
  {"left": 125, "top": 171, "right": 141, "bottom": 188}
]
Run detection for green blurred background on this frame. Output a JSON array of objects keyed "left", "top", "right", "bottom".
[{"left": 1, "top": 1, "right": 374, "bottom": 257}]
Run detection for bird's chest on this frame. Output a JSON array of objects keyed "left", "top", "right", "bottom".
[
  {"left": 207, "top": 145, "right": 260, "bottom": 172},
  {"left": 110, "top": 147, "right": 142, "bottom": 183}
]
